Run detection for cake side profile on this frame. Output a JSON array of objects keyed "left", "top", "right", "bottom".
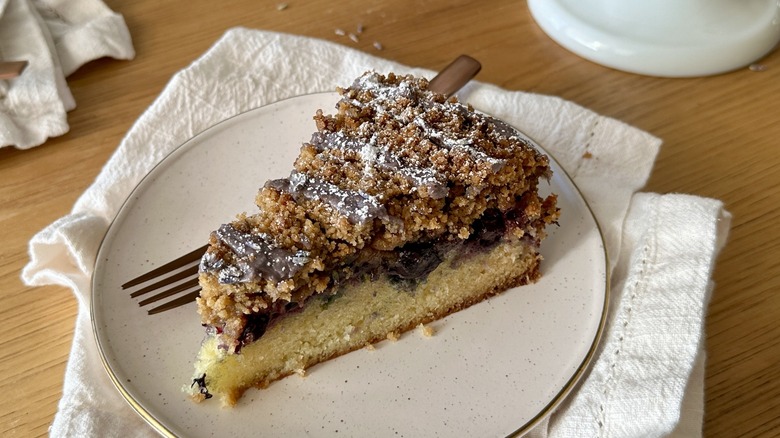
[{"left": 190, "top": 71, "right": 560, "bottom": 405}]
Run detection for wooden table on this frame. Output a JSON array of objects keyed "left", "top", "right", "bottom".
[{"left": 2, "top": 1, "right": 778, "bottom": 436}]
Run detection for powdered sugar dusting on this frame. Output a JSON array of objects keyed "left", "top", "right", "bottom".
[
  {"left": 200, "top": 224, "right": 311, "bottom": 283},
  {"left": 267, "top": 171, "right": 390, "bottom": 225},
  {"left": 308, "top": 129, "right": 449, "bottom": 199},
  {"left": 274, "top": 72, "right": 532, "bottom": 229},
  {"left": 359, "top": 134, "right": 380, "bottom": 176},
  {"left": 346, "top": 72, "right": 508, "bottom": 172}
]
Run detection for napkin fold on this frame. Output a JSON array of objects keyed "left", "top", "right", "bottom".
[
  {"left": 22, "top": 28, "right": 730, "bottom": 437},
  {"left": 0, "top": 0, "right": 134, "bottom": 149}
]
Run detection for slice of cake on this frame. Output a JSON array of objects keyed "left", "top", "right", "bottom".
[{"left": 189, "top": 72, "right": 560, "bottom": 405}]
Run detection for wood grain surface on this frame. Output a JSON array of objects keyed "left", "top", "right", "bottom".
[{"left": 1, "top": 1, "right": 778, "bottom": 436}]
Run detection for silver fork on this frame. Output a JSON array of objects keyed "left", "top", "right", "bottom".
[{"left": 123, "top": 55, "right": 482, "bottom": 314}]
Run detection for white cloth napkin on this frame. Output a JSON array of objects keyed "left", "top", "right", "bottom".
[
  {"left": 22, "top": 28, "right": 730, "bottom": 437},
  {"left": 0, "top": 0, "right": 134, "bottom": 149}
]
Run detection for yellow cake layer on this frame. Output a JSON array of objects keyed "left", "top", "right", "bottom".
[{"left": 191, "top": 237, "right": 540, "bottom": 406}]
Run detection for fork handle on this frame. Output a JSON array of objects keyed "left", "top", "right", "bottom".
[
  {"left": 428, "top": 55, "right": 482, "bottom": 97},
  {"left": 0, "top": 61, "right": 28, "bottom": 80}
]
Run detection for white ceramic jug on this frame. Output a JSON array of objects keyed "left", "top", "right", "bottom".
[{"left": 528, "top": 0, "right": 780, "bottom": 76}]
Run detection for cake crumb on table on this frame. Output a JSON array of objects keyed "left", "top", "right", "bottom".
[
  {"left": 386, "top": 331, "right": 400, "bottom": 342},
  {"left": 749, "top": 63, "right": 767, "bottom": 72}
]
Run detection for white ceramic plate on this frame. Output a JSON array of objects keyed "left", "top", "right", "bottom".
[{"left": 92, "top": 93, "right": 608, "bottom": 438}]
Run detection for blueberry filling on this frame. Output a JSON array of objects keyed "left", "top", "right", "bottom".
[
  {"left": 214, "top": 205, "right": 534, "bottom": 350},
  {"left": 386, "top": 241, "right": 444, "bottom": 281},
  {"left": 191, "top": 374, "right": 212, "bottom": 399},
  {"left": 240, "top": 313, "right": 271, "bottom": 346}
]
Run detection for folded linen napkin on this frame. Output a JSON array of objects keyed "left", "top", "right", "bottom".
[
  {"left": 0, "top": 0, "right": 134, "bottom": 149},
  {"left": 22, "top": 28, "right": 730, "bottom": 437}
]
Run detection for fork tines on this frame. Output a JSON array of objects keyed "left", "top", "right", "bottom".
[{"left": 123, "top": 244, "right": 208, "bottom": 314}]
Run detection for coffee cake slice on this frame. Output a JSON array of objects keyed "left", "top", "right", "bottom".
[{"left": 189, "top": 72, "right": 559, "bottom": 405}]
